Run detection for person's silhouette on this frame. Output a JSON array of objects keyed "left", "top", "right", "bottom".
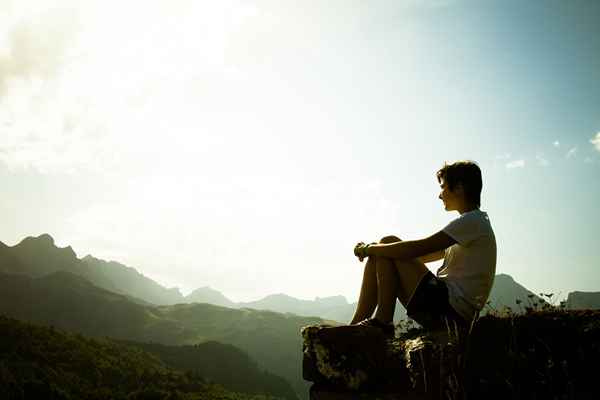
[{"left": 349, "top": 160, "right": 497, "bottom": 334}]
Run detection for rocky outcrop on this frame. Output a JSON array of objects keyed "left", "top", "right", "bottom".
[
  {"left": 566, "top": 291, "right": 600, "bottom": 310},
  {"left": 302, "top": 310, "right": 600, "bottom": 399}
]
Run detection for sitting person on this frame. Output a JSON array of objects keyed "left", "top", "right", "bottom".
[{"left": 350, "top": 160, "right": 497, "bottom": 334}]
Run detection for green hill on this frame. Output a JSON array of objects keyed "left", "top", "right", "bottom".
[
  {"left": 121, "top": 340, "right": 297, "bottom": 400},
  {"left": 0, "top": 271, "right": 321, "bottom": 398},
  {"left": 0, "top": 315, "right": 282, "bottom": 400}
]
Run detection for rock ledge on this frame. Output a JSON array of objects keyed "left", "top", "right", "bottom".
[{"left": 302, "top": 310, "right": 600, "bottom": 399}]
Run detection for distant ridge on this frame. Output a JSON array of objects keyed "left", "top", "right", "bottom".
[
  {"left": 0, "top": 233, "right": 589, "bottom": 322},
  {"left": 486, "top": 273, "right": 547, "bottom": 312},
  {"left": 0, "top": 234, "right": 185, "bottom": 305},
  {"left": 186, "top": 286, "right": 236, "bottom": 308},
  {"left": 566, "top": 291, "right": 600, "bottom": 309},
  {"left": 81, "top": 254, "right": 184, "bottom": 305}
]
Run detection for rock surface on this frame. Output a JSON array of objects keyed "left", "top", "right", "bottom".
[
  {"left": 302, "top": 310, "right": 600, "bottom": 399},
  {"left": 566, "top": 291, "right": 600, "bottom": 310}
]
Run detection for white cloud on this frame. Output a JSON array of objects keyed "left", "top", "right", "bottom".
[
  {"left": 506, "top": 159, "right": 525, "bottom": 169},
  {"left": 0, "top": 0, "right": 387, "bottom": 179},
  {"left": 495, "top": 153, "right": 511, "bottom": 160},
  {"left": 565, "top": 147, "right": 577, "bottom": 159},
  {"left": 0, "top": 0, "right": 272, "bottom": 175},
  {"left": 0, "top": 1, "right": 79, "bottom": 95},
  {"left": 553, "top": 140, "right": 560, "bottom": 148},
  {"left": 591, "top": 132, "right": 600, "bottom": 153},
  {"left": 535, "top": 154, "right": 549, "bottom": 167},
  {"left": 583, "top": 157, "right": 594, "bottom": 164}
]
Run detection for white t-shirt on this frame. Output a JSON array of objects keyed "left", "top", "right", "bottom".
[{"left": 436, "top": 209, "right": 497, "bottom": 322}]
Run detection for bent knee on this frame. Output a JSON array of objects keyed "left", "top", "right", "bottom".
[{"left": 379, "top": 235, "right": 402, "bottom": 244}]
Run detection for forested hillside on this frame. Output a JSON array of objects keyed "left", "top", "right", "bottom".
[
  {"left": 0, "top": 315, "right": 283, "bottom": 400},
  {"left": 0, "top": 271, "right": 318, "bottom": 398},
  {"left": 121, "top": 340, "right": 297, "bottom": 400}
]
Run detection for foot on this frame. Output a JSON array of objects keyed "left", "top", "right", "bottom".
[{"left": 356, "top": 317, "right": 395, "bottom": 336}]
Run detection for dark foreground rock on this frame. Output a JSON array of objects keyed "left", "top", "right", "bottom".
[{"left": 302, "top": 310, "right": 600, "bottom": 399}]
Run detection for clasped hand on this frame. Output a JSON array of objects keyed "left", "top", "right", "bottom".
[{"left": 354, "top": 242, "right": 376, "bottom": 262}]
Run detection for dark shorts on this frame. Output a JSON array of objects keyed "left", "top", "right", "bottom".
[{"left": 406, "top": 271, "right": 468, "bottom": 331}]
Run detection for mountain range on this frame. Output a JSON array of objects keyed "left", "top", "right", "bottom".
[
  {"left": 2, "top": 233, "right": 598, "bottom": 399},
  {"left": 3, "top": 233, "right": 581, "bottom": 324},
  {"left": 0, "top": 234, "right": 184, "bottom": 305},
  {"left": 0, "top": 234, "right": 404, "bottom": 323}
]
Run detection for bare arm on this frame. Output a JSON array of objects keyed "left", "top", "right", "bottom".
[
  {"left": 418, "top": 249, "right": 446, "bottom": 264},
  {"left": 366, "top": 231, "right": 456, "bottom": 261}
]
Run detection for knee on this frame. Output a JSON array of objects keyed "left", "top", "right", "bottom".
[{"left": 379, "top": 235, "right": 402, "bottom": 244}]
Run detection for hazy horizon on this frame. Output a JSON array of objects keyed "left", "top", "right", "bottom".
[{"left": 1, "top": 0, "right": 599, "bottom": 303}]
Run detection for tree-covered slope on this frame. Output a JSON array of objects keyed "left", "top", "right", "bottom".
[
  {"left": 0, "top": 315, "right": 283, "bottom": 400},
  {"left": 0, "top": 271, "right": 319, "bottom": 399},
  {"left": 121, "top": 340, "right": 297, "bottom": 400}
]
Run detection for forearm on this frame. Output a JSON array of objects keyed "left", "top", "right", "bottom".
[{"left": 366, "top": 240, "right": 425, "bottom": 261}]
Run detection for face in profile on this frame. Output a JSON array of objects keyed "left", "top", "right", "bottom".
[{"left": 438, "top": 179, "right": 463, "bottom": 212}]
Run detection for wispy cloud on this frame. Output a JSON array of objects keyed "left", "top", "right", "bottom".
[
  {"left": 535, "top": 154, "right": 549, "bottom": 167},
  {"left": 495, "top": 153, "right": 511, "bottom": 160},
  {"left": 0, "top": 2, "right": 78, "bottom": 95},
  {"left": 506, "top": 159, "right": 525, "bottom": 169},
  {"left": 565, "top": 147, "right": 578, "bottom": 159},
  {"left": 591, "top": 132, "right": 600, "bottom": 153},
  {"left": 0, "top": 1, "right": 269, "bottom": 175},
  {"left": 553, "top": 140, "right": 560, "bottom": 148}
]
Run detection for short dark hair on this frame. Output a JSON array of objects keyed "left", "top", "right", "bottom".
[{"left": 436, "top": 160, "right": 482, "bottom": 208}]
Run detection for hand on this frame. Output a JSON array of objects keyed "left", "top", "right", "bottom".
[{"left": 354, "top": 242, "right": 369, "bottom": 262}]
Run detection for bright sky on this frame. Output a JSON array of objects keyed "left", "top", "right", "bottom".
[{"left": 1, "top": 0, "right": 599, "bottom": 303}]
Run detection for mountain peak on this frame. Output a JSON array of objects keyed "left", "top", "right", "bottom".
[
  {"left": 38, "top": 233, "right": 55, "bottom": 244},
  {"left": 185, "top": 286, "right": 235, "bottom": 308},
  {"left": 266, "top": 293, "right": 294, "bottom": 300},
  {"left": 189, "top": 286, "right": 216, "bottom": 295},
  {"left": 314, "top": 295, "right": 348, "bottom": 306},
  {"left": 16, "top": 234, "right": 77, "bottom": 257},
  {"left": 20, "top": 233, "right": 55, "bottom": 247},
  {"left": 495, "top": 273, "right": 515, "bottom": 281},
  {"left": 63, "top": 245, "right": 76, "bottom": 258}
]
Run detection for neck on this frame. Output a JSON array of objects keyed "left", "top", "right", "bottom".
[{"left": 457, "top": 204, "right": 478, "bottom": 215}]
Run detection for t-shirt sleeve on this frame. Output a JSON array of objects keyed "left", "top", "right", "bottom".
[{"left": 442, "top": 213, "right": 482, "bottom": 246}]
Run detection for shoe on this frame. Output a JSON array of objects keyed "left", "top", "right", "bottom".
[{"left": 357, "top": 318, "right": 395, "bottom": 336}]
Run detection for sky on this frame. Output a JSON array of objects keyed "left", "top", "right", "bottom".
[{"left": 1, "top": 0, "right": 599, "bottom": 303}]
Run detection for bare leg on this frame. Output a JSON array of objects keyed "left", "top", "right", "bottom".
[
  {"left": 349, "top": 235, "right": 429, "bottom": 325},
  {"left": 373, "top": 256, "right": 399, "bottom": 323},
  {"left": 349, "top": 235, "right": 402, "bottom": 325},
  {"left": 349, "top": 255, "right": 378, "bottom": 324},
  {"left": 374, "top": 256, "right": 430, "bottom": 323}
]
